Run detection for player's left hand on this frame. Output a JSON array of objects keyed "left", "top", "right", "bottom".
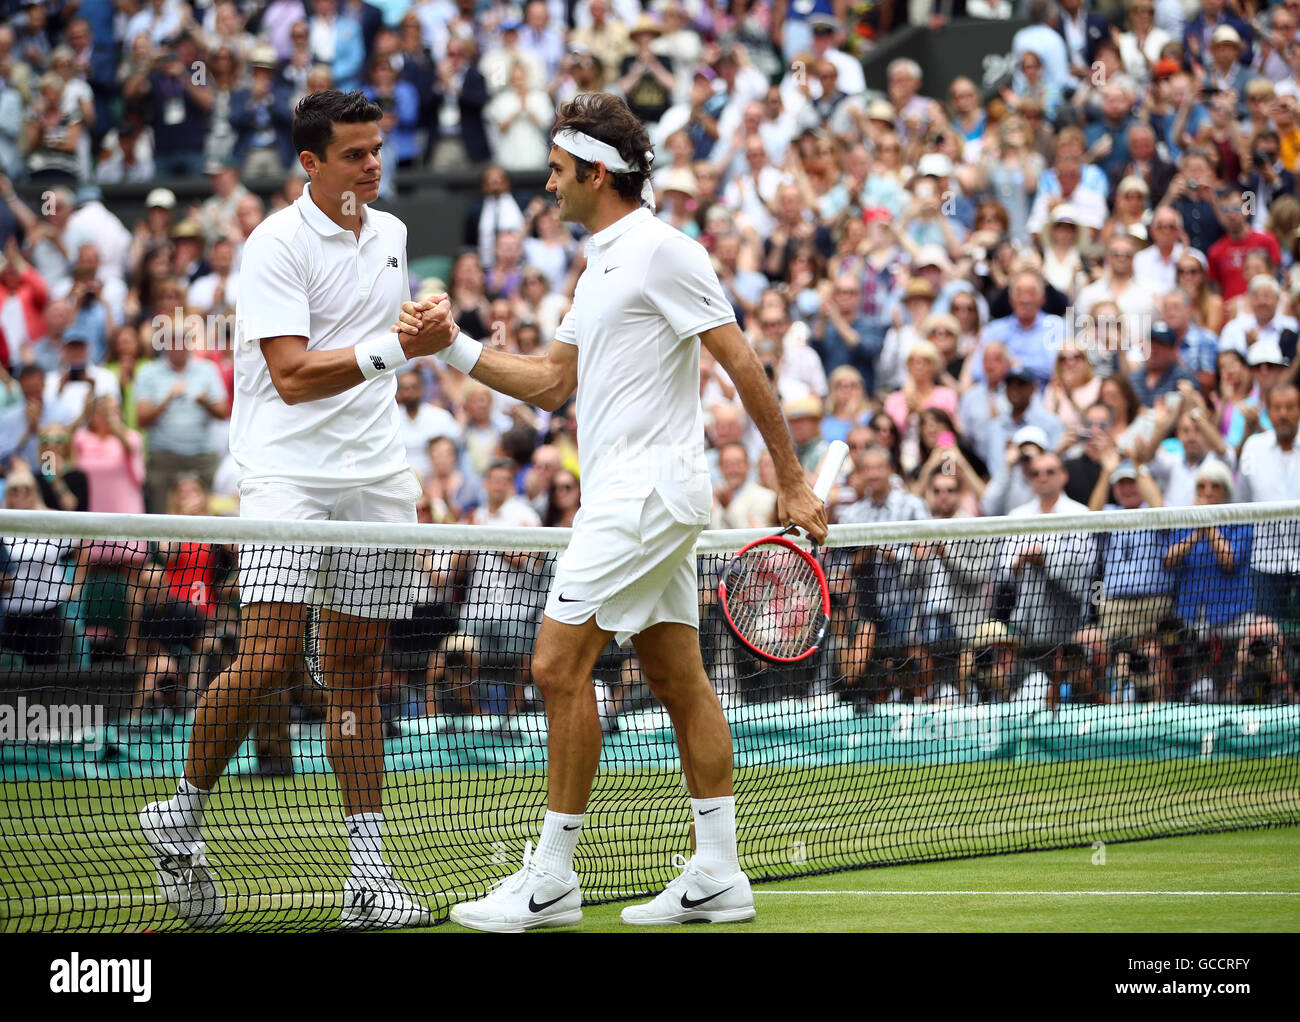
[
  {"left": 391, "top": 296, "right": 459, "bottom": 355},
  {"left": 777, "top": 479, "right": 828, "bottom": 545}
]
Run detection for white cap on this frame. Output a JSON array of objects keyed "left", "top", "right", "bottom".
[
  {"left": 1247, "top": 338, "right": 1289, "bottom": 367},
  {"left": 145, "top": 187, "right": 177, "bottom": 210},
  {"left": 917, "top": 153, "right": 953, "bottom": 178},
  {"left": 1013, "top": 425, "right": 1050, "bottom": 451},
  {"left": 1051, "top": 203, "right": 1080, "bottom": 225},
  {"left": 914, "top": 244, "right": 951, "bottom": 270}
]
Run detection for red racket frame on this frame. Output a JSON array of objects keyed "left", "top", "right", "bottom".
[{"left": 717, "top": 532, "right": 832, "bottom": 664}]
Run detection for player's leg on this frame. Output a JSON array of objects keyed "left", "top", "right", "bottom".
[
  {"left": 138, "top": 600, "right": 306, "bottom": 928},
  {"left": 620, "top": 619, "right": 755, "bottom": 925},
  {"left": 448, "top": 613, "right": 611, "bottom": 933},
  {"left": 318, "top": 608, "right": 388, "bottom": 816},
  {"left": 316, "top": 607, "right": 428, "bottom": 928}
]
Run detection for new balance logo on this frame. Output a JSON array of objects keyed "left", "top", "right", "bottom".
[
  {"left": 370, "top": 355, "right": 386, "bottom": 371},
  {"left": 387, "top": 256, "right": 399, "bottom": 268}
]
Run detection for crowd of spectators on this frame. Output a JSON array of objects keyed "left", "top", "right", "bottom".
[{"left": 1, "top": 1, "right": 1300, "bottom": 718}]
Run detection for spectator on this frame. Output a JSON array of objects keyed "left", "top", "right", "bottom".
[
  {"left": 618, "top": 16, "right": 675, "bottom": 129},
  {"left": 123, "top": 40, "right": 212, "bottom": 177},
  {"left": 0, "top": 235, "right": 48, "bottom": 367},
  {"left": 133, "top": 328, "right": 228, "bottom": 513},
  {"left": 1002, "top": 451, "right": 1094, "bottom": 663},
  {"left": 710, "top": 440, "right": 776, "bottom": 529},
  {"left": 425, "top": 433, "right": 482, "bottom": 522},
  {"left": 484, "top": 60, "right": 554, "bottom": 172},
  {"left": 541, "top": 468, "right": 580, "bottom": 528},
  {"left": 25, "top": 72, "right": 83, "bottom": 186},
  {"left": 833, "top": 445, "right": 929, "bottom": 701},
  {"left": 1061, "top": 401, "right": 1120, "bottom": 505},
  {"left": 1163, "top": 461, "right": 1254, "bottom": 644},
  {"left": 231, "top": 47, "right": 296, "bottom": 177},
  {"left": 1129, "top": 321, "right": 1199, "bottom": 408},
  {"left": 975, "top": 271, "right": 1064, "bottom": 385},
  {"left": 1218, "top": 274, "right": 1298, "bottom": 357},
  {"left": 569, "top": 0, "right": 629, "bottom": 89},
  {"left": 0, "top": 364, "right": 76, "bottom": 470},
  {"left": 395, "top": 367, "right": 459, "bottom": 479},
  {"left": 1207, "top": 186, "right": 1283, "bottom": 301},
  {"left": 1, "top": 463, "right": 76, "bottom": 666},
  {"left": 1136, "top": 380, "right": 1234, "bottom": 506},
  {"left": 431, "top": 35, "right": 489, "bottom": 171}
]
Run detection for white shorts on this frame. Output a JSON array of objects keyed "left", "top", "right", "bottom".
[
  {"left": 544, "top": 490, "right": 704, "bottom": 646},
  {"left": 238, "top": 470, "right": 422, "bottom": 619}
]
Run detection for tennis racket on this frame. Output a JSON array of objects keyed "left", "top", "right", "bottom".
[
  {"left": 303, "top": 606, "right": 325, "bottom": 688},
  {"left": 717, "top": 440, "right": 850, "bottom": 664}
]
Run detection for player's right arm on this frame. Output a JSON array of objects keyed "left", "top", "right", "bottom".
[
  {"left": 260, "top": 305, "right": 453, "bottom": 405},
  {"left": 393, "top": 300, "right": 577, "bottom": 411},
  {"left": 241, "top": 228, "right": 459, "bottom": 405}
]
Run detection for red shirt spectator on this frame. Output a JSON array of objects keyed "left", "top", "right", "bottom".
[
  {"left": 1207, "top": 187, "right": 1282, "bottom": 300},
  {"left": 0, "top": 241, "right": 49, "bottom": 366}
]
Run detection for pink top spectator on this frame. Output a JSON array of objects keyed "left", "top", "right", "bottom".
[
  {"left": 883, "top": 386, "right": 960, "bottom": 433},
  {"left": 73, "top": 427, "right": 146, "bottom": 514}
]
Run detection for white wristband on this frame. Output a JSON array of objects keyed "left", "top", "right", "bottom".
[
  {"left": 355, "top": 334, "right": 409, "bottom": 380},
  {"left": 437, "top": 334, "right": 483, "bottom": 375}
]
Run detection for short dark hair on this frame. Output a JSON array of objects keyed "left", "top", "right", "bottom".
[
  {"left": 292, "top": 89, "right": 383, "bottom": 160},
  {"left": 552, "top": 93, "right": 652, "bottom": 203}
]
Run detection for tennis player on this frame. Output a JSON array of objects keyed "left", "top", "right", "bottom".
[
  {"left": 138, "top": 91, "right": 459, "bottom": 929},
  {"left": 395, "top": 93, "right": 827, "bottom": 931}
]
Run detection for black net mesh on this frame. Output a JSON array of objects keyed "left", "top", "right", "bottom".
[{"left": 1, "top": 509, "right": 1298, "bottom": 932}]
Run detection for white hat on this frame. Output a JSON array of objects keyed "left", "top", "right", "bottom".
[
  {"left": 1013, "top": 425, "right": 1050, "bottom": 451},
  {"left": 1051, "top": 203, "right": 1080, "bottom": 225},
  {"left": 1211, "top": 25, "right": 1243, "bottom": 47},
  {"left": 917, "top": 153, "right": 953, "bottom": 178},
  {"left": 914, "top": 244, "right": 951, "bottom": 271},
  {"left": 145, "top": 187, "right": 177, "bottom": 210},
  {"left": 1247, "top": 338, "right": 1289, "bottom": 367}
]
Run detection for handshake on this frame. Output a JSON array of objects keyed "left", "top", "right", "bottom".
[{"left": 390, "top": 295, "right": 460, "bottom": 356}]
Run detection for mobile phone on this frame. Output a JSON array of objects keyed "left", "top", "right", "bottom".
[{"left": 67, "top": 365, "right": 86, "bottom": 382}]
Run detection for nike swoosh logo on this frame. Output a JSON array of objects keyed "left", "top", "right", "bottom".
[
  {"left": 529, "top": 890, "right": 573, "bottom": 913},
  {"left": 557, "top": 593, "right": 582, "bottom": 603},
  {"left": 562, "top": 824, "right": 581, "bottom": 831},
  {"left": 680, "top": 887, "right": 733, "bottom": 909},
  {"left": 604, "top": 266, "right": 619, "bottom": 274},
  {"left": 699, "top": 807, "right": 721, "bottom": 815}
]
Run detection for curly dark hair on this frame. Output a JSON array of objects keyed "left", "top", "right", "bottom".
[{"left": 552, "top": 93, "right": 652, "bottom": 203}]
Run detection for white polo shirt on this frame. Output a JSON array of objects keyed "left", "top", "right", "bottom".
[
  {"left": 556, "top": 207, "right": 735, "bottom": 524},
  {"left": 1236, "top": 430, "right": 1300, "bottom": 573},
  {"left": 231, "top": 183, "right": 411, "bottom": 487}
]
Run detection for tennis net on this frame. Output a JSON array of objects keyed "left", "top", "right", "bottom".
[{"left": 1, "top": 501, "right": 1298, "bottom": 932}]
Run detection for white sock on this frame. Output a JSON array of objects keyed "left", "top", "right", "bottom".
[
  {"left": 692, "top": 796, "right": 739, "bottom": 877},
  {"left": 534, "top": 810, "right": 584, "bottom": 878},
  {"left": 171, "top": 779, "right": 210, "bottom": 830},
  {"left": 345, "top": 812, "right": 385, "bottom": 876}
]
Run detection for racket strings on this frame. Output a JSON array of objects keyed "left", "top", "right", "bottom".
[{"left": 726, "top": 547, "right": 825, "bottom": 659}]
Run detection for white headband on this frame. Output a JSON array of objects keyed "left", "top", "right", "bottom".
[{"left": 552, "top": 128, "right": 656, "bottom": 211}]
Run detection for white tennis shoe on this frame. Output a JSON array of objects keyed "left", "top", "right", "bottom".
[
  {"left": 449, "top": 842, "right": 582, "bottom": 933},
  {"left": 620, "top": 855, "right": 755, "bottom": 925},
  {"left": 139, "top": 801, "right": 226, "bottom": 928},
  {"left": 340, "top": 872, "right": 431, "bottom": 930}
]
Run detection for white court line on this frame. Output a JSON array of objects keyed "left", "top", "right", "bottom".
[{"left": 754, "top": 890, "right": 1300, "bottom": 896}]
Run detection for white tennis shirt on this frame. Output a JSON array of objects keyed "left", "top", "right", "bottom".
[
  {"left": 555, "top": 207, "right": 735, "bottom": 524},
  {"left": 231, "top": 182, "right": 410, "bottom": 486}
]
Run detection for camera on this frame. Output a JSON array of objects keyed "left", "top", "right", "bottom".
[
  {"left": 67, "top": 364, "right": 86, "bottom": 382},
  {"left": 1252, "top": 150, "right": 1269, "bottom": 167},
  {"left": 1077, "top": 429, "right": 1092, "bottom": 443}
]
